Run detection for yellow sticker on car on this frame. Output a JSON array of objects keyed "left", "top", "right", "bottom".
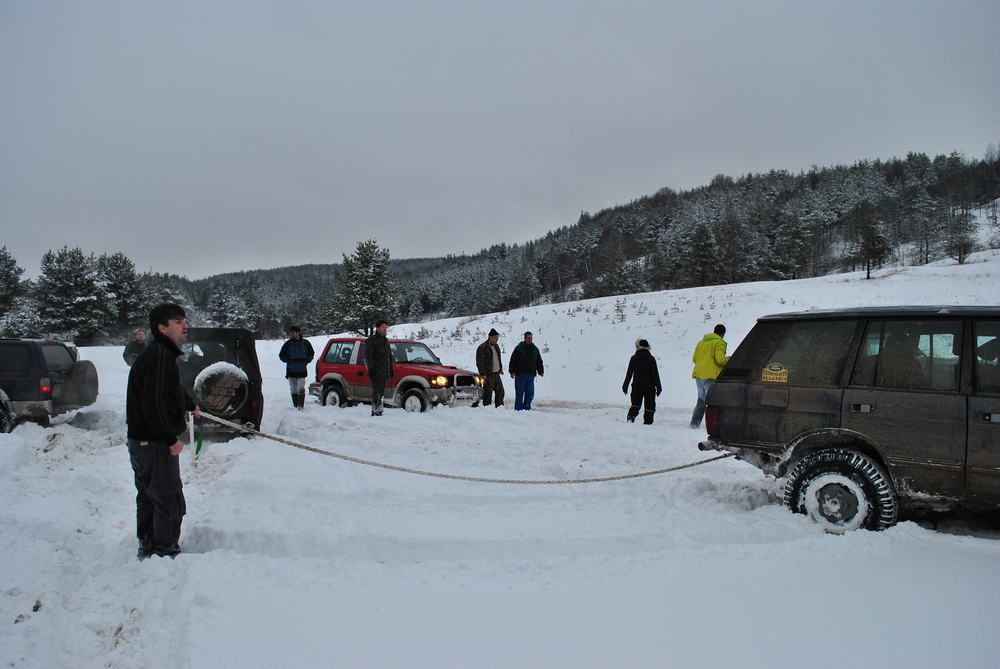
[{"left": 762, "top": 363, "right": 788, "bottom": 383}]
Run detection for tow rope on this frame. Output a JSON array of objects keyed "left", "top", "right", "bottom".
[{"left": 197, "top": 413, "right": 733, "bottom": 484}]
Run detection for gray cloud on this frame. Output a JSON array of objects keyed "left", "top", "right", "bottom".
[{"left": 2, "top": 0, "right": 998, "bottom": 279}]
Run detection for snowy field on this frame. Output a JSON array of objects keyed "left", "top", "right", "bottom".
[{"left": 3, "top": 252, "right": 1000, "bottom": 668}]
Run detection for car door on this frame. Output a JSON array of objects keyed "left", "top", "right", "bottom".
[
  {"left": 349, "top": 342, "right": 372, "bottom": 401},
  {"left": 968, "top": 318, "right": 1000, "bottom": 504},
  {"left": 0, "top": 342, "right": 38, "bottom": 403},
  {"left": 842, "top": 318, "right": 966, "bottom": 500}
]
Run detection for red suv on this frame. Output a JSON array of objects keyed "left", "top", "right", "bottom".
[{"left": 308, "top": 338, "right": 482, "bottom": 412}]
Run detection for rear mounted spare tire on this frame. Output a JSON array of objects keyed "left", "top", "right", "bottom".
[
  {"left": 784, "top": 448, "right": 897, "bottom": 533},
  {"left": 193, "top": 363, "right": 249, "bottom": 417}
]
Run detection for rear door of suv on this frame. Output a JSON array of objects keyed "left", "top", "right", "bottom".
[
  {"left": 968, "top": 318, "right": 1000, "bottom": 504},
  {"left": 842, "top": 318, "right": 966, "bottom": 499}
]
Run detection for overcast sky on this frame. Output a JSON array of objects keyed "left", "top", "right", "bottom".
[{"left": 2, "top": 1, "right": 998, "bottom": 280}]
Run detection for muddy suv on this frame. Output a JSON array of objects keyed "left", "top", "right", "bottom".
[
  {"left": 0, "top": 339, "right": 99, "bottom": 432},
  {"left": 309, "top": 338, "right": 482, "bottom": 412},
  {"left": 698, "top": 306, "right": 1000, "bottom": 532},
  {"left": 178, "top": 328, "right": 264, "bottom": 434}
]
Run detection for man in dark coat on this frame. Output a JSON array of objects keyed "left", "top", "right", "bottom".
[
  {"left": 122, "top": 330, "right": 145, "bottom": 366},
  {"left": 622, "top": 338, "right": 662, "bottom": 425},
  {"left": 126, "top": 304, "right": 199, "bottom": 560},
  {"left": 364, "top": 320, "right": 394, "bottom": 416},
  {"left": 508, "top": 331, "right": 544, "bottom": 411},
  {"left": 476, "top": 328, "right": 505, "bottom": 408},
  {"left": 278, "top": 325, "right": 314, "bottom": 410}
]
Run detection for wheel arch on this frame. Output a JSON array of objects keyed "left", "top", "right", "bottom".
[{"left": 778, "top": 428, "right": 889, "bottom": 479}]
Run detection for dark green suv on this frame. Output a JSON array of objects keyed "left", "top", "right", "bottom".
[
  {"left": 0, "top": 339, "right": 99, "bottom": 432},
  {"left": 698, "top": 307, "right": 1000, "bottom": 532}
]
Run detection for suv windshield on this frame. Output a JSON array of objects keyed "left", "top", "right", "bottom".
[{"left": 391, "top": 342, "right": 440, "bottom": 365}]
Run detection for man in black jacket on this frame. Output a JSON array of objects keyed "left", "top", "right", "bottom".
[
  {"left": 126, "top": 304, "right": 199, "bottom": 560},
  {"left": 364, "top": 320, "right": 394, "bottom": 416},
  {"left": 622, "top": 338, "right": 662, "bottom": 425},
  {"left": 508, "top": 331, "right": 544, "bottom": 411}
]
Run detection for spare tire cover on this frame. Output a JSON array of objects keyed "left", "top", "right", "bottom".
[{"left": 193, "top": 362, "right": 250, "bottom": 416}]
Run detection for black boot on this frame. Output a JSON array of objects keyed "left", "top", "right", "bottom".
[{"left": 297, "top": 393, "right": 306, "bottom": 410}]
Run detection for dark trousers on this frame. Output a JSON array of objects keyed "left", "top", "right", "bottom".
[
  {"left": 627, "top": 385, "right": 657, "bottom": 424},
  {"left": 371, "top": 378, "right": 386, "bottom": 413},
  {"left": 482, "top": 373, "right": 505, "bottom": 407},
  {"left": 128, "top": 439, "right": 186, "bottom": 557}
]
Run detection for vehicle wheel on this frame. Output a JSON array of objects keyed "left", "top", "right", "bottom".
[
  {"left": 0, "top": 405, "right": 12, "bottom": 433},
  {"left": 322, "top": 385, "right": 344, "bottom": 408},
  {"left": 784, "top": 448, "right": 897, "bottom": 533},
  {"left": 401, "top": 388, "right": 429, "bottom": 413}
]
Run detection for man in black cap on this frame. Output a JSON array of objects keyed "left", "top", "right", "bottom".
[{"left": 476, "top": 328, "right": 505, "bottom": 408}]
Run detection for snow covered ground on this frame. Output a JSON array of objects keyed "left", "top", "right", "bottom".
[{"left": 3, "top": 252, "right": 1000, "bottom": 668}]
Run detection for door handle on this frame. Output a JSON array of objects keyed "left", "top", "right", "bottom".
[
  {"left": 851, "top": 404, "right": 874, "bottom": 413},
  {"left": 357, "top": 370, "right": 365, "bottom": 377},
  {"left": 982, "top": 413, "right": 1000, "bottom": 423}
]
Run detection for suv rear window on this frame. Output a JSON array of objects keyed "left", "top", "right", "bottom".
[
  {"left": 759, "top": 319, "right": 858, "bottom": 387},
  {"left": 975, "top": 319, "right": 1000, "bottom": 395},
  {"left": 851, "top": 319, "right": 962, "bottom": 392},
  {"left": 0, "top": 344, "right": 33, "bottom": 372},
  {"left": 40, "top": 343, "right": 75, "bottom": 371}
]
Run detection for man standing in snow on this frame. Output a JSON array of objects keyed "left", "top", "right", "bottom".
[
  {"left": 622, "top": 338, "right": 662, "bottom": 424},
  {"left": 690, "top": 324, "right": 730, "bottom": 429},
  {"left": 122, "top": 329, "right": 145, "bottom": 366},
  {"left": 364, "top": 320, "right": 394, "bottom": 416},
  {"left": 278, "top": 325, "right": 314, "bottom": 410},
  {"left": 476, "top": 328, "right": 505, "bottom": 408},
  {"left": 508, "top": 331, "right": 544, "bottom": 410},
  {"left": 126, "top": 304, "right": 199, "bottom": 560}
]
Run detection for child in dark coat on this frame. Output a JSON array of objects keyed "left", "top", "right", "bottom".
[{"left": 622, "top": 339, "right": 662, "bottom": 424}]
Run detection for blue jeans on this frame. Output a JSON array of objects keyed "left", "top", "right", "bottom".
[
  {"left": 691, "top": 377, "right": 714, "bottom": 427},
  {"left": 513, "top": 374, "right": 535, "bottom": 411}
]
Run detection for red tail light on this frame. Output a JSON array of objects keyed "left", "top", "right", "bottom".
[
  {"left": 705, "top": 407, "right": 720, "bottom": 437},
  {"left": 251, "top": 400, "right": 261, "bottom": 417},
  {"left": 39, "top": 377, "right": 52, "bottom": 396}
]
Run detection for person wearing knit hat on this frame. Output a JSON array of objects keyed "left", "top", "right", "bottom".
[
  {"left": 622, "top": 338, "right": 662, "bottom": 424},
  {"left": 475, "top": 328, "right": 506, "bottom": 407}
]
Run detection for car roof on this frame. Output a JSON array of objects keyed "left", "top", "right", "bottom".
[
  {"left": 326, "top": 338, "right": 424, "bottom": 344},
  {"left": 758, "top": 306, "right": 1000, "bottom": 321}
]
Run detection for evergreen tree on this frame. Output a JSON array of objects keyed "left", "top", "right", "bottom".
[
  {"left": 35, "top": 247, "right": 112, "bottom": 340},
  {"left": 328, "top": 240, "right": 397, "bottom": 336},
  {"left": 98, "top": 252, "right": 145, "bottom": 327},
  {"left": 942, "top": 211, "right": 980, "bottom": 264},
  {"left": 0, "top": 246, "right": 25, "bottom": 318}
]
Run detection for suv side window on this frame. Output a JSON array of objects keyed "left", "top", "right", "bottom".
[
  {"left": 0, "top": 344, "right": 34, "bottom": 372},
  {"left": 759, "top": 320, "right": 857, "bottom": 387},
  {"left": 974, "top": 320, "right": 1000, "bottom": 395},
  {"left": 852, "top": 319, "right": 962, "bottom": 392},
  {"left": 324, "top": 341, "right": 355, "bottom": 364}
]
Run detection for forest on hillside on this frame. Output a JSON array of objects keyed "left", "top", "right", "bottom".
[{"left": 2, "top": 146, "right": 998, "bottom": 344}]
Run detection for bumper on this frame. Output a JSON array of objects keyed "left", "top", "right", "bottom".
[{"left": 10, "top": 399, "right": 54, "bottom": 420}]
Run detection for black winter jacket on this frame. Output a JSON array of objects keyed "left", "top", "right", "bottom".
[
  {"left": 126, "top": 333, "right": 197, "bottom": 443},
  {"left": 509, "top": 342, "right": 544, "bottom": 376},
  {"left": 622, "top": 349, "right": 662, "bottom": 394}
]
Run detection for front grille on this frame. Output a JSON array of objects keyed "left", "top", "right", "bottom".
[{"left": 454, "top": 374, "right": 477, "bottom": 387}]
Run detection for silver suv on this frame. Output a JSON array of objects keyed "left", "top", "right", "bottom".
[{"left": 698, "top": 307, "right": 1000, "bottom": 532}]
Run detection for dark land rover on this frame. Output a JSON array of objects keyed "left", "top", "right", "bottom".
[
  {"left": 0, "top": 338, "right": 99, "bottom": 432},
  {"left": 699, "top": 306, "right": 1000, "bottom": 532},
  {"left": 178, "top": 328, "right": 264, "bottom": 433}
]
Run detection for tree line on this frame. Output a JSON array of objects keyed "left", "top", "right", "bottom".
[{"left": 2, "top": 145, "right": 997, "bottom": 343}]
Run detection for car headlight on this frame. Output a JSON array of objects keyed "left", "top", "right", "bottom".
[
  {"left": 430, "top": 375, "right": 448, "bottom": 387},
  {"left": 474, "top": 375, "right": 484, "bottom": 385}
]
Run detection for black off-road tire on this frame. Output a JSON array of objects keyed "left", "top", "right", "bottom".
[
  {"left": 784, "top": 448, "right": 898, "bottom": 533},
  {"left": 401, "top": 388, "right": 429, "bottom": 413},
  {"left": 322, "top": 385, "right": 345, "bottom": 408}
]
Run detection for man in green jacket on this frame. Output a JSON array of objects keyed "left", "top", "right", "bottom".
[{"left": 690, "top": 324, "right": 730, "bottom": 429}]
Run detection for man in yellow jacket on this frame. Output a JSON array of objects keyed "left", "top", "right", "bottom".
[{"left": 690, "top": 324, "right": 730, "bottom": 429}]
